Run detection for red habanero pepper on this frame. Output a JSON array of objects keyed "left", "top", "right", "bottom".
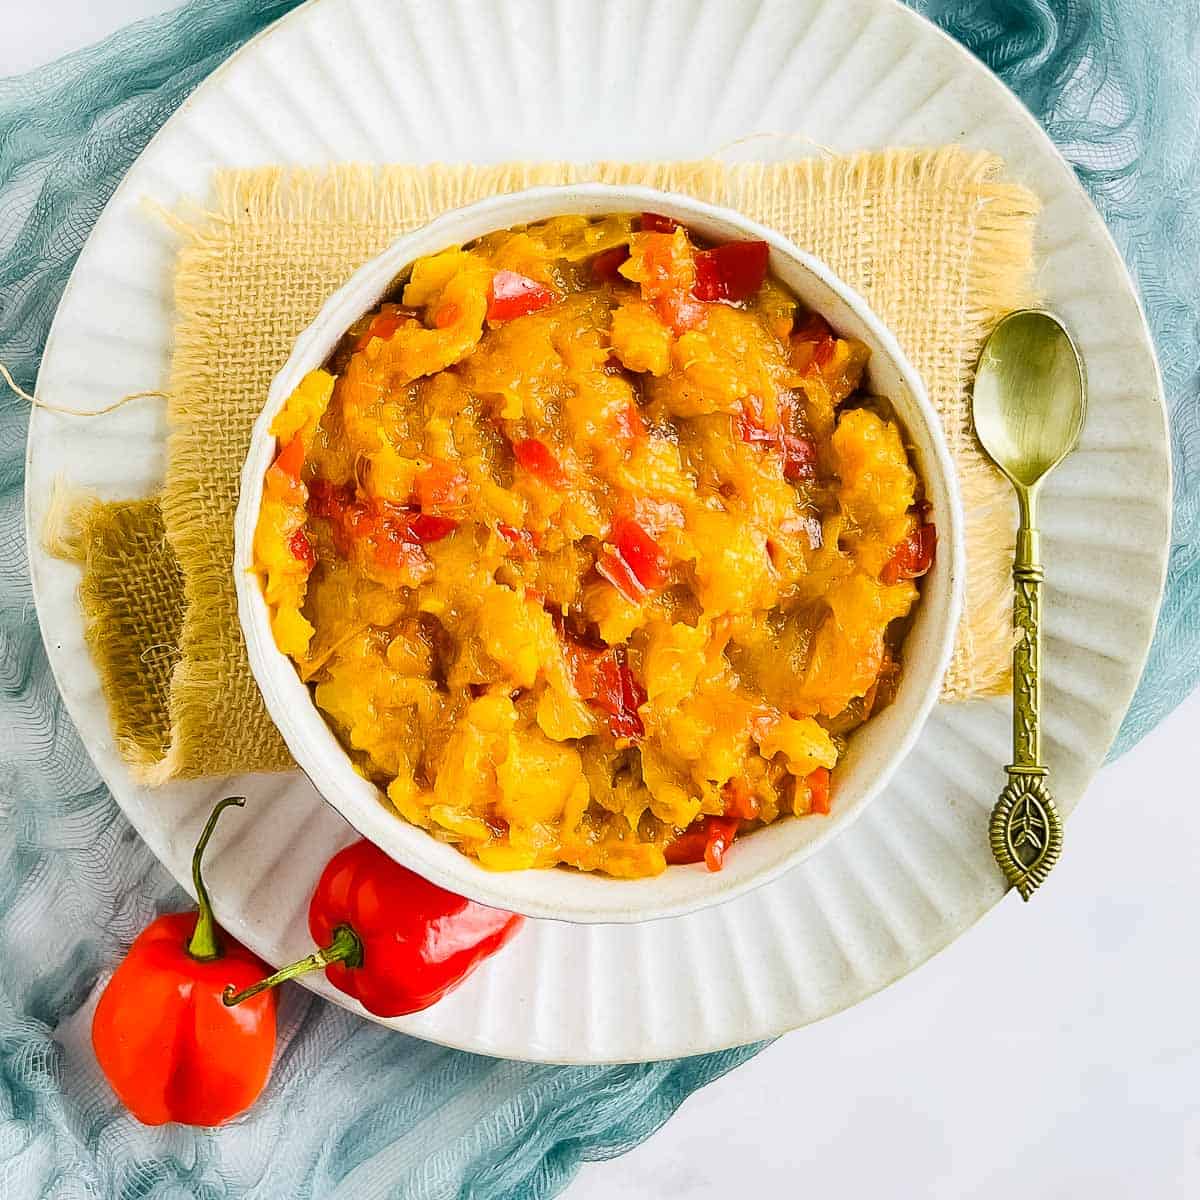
[
  {"left": 487, "top": 270, "right": 558, "bottom": 323},
  {"left": 91, "top": 798, "right": 276, "bottom": 1127},
  {"left": 881, "top": 523, "right": 937, "bottom": 586},
  {"left": 223, "top": 840, "right": 523, "bottom": 1018}
]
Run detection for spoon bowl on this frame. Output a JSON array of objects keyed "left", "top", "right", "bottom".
[{"left": 973, "top": 310, "right": 1086, "bottom": 491}]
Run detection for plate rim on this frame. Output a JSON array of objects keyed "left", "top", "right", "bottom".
[{"left": 23, "top": 0, "right": 1172, "bottom": 1062}]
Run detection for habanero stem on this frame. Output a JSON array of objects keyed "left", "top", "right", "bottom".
[
  {"left": 186, "top": 795, "right": 245, "bottom": 962},
  {"left": 223, "top": 925, "right": 363, "bottom": 1007}
]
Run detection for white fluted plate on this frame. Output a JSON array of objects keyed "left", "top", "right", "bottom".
[{"left": 25, "top": 0, "right": 1168, "bottom": 1063}]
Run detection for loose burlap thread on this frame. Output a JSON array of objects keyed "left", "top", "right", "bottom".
[{"left": 54, "top": 149, "right": 1038, "bottom": 782}]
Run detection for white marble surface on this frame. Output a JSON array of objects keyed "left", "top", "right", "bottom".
[{"left": 10, "top": 3, "right": 1199, "bottom": 1197}]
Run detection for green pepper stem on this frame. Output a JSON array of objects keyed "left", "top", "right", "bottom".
[
  {"left": 222, "top": 924, "right": 363, "bottom": 1007},
  {"left": 185, "top": 796, "right": 246, "bottom": 962}
]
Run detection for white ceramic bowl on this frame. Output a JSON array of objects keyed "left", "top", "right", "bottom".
[{"left": 234, "top": 183, "right": 964, "bottom": 925}]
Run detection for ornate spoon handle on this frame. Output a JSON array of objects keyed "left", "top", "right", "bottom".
[{"left": 989, "top": 500, "right": 1063, "bottom": 899}]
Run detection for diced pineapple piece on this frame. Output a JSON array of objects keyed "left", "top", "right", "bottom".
[
  {"left": 495, "top": 729, "right": 584, "bottom": 826},
  {"left": 610, "top": 300, "right": 673, "bottom": 376},
  {"left": 270, "top": 369, "right": 336, "bottom": 444},
  {"left": 536, "top": 686, "right": 598, "bottom": 741},
  {"left": 271, "top": 605, "right": 314, "bottom": 659},
  {"left": 755, "top": 715, "right": 838, "bottom": 776},
  {"left": 642, "top": 621, "right": 708, "bottom": 707}
]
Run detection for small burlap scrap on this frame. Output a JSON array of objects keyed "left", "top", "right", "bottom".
[
  {"left": 45, "top": 494, "right": 185, "bottom": 773},
  {"left": 65, "top": 149, "right": 1038, "bottom": 781}
]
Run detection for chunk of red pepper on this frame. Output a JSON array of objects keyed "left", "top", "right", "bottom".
[
  {"left": 307, "top": 477, "right": 353, "bottom": 519},
  {"left": 408, "top": 514, "right": 458, "bottom": 543},
  {"left": 308, "top": 480, "right": 434, "bottom": 573},
  {"left": 664, "top": 815, "right": 741, "bottom": 871},
  {"left": 780, "top": 431, "right": 817, "bottom": 481},
  {"left": 639, "top": 212, "right": 678, "bottom": 233},
  {"left": 881, "top": 523, "right": 937, "bottom": 585},
  {"left": 512, "top": 438, "right": 567, "bottom": 488},
  {"left": 704, "top": 817, "right": 740, "bottom": 871},
  {"left": 592, "top": 245, "right": 631, "bottom": 281},
  {"left": 612, "top": 519, "right": 669, "bottom": 590},
  {"left": 373, "top": 509, "right": 432, "bottom": 573},
  {"left": 791, "top": 312, "right": 837, "bottom": 371},
  {"left": 288, "top": 527, "right": 316, "bottom": 570},
  {"left": 736, "top": 405, "right": 817, "bottom": 482},
  {"left": 807, "top": 767, "right": 832, "bottom": 815},
  {"left": 736, "top": 407, "right": 778, "bottom": 445},
  {"left": 487, "top": 270, "right": 558, "bottom": 323},
  {"left": 497, "top": 522, "right": 538, "bottom": 560},
  {"left": 269, "top": 434, "right": 305, "bottom": 483},
  {"left": 596, "top": 551, "right": 646, "bottom": 604},
  {"left": 692, "top": 240, "right": 770, "bottom": 303},
  {"left": 663, "top": 825, "right": 708, "bottom": 865},
  {"left": 723, "top": 778, "right": 760, "bottom": 821},
  {"left": 627, "top": 228, "right": 706, "bottom": 332},
  {"left": 563, "top": 638, "right": 646, "bottom": 739},
  {"left": 355, "top": 308, "right": 415, "bottom": 351},
  {"left": 415, "top": 459, "right": 468, "bottom": 513},
  {"left": 590, "top": 645, "right": 647, "bottom": 739}
]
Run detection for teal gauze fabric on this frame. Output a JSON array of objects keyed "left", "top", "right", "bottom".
[{"left": 0, "top": 2, "right": 1195, "bottom": 1196}]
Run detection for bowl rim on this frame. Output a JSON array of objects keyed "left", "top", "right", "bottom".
[{"left": 233, "top": 181, "right": 965, "bottom": 924}]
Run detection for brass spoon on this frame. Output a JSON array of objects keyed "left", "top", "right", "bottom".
[{"left": 972, "top": 310, "right": 1086, "bottom": 900}]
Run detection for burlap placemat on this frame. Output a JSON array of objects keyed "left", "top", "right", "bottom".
[{"left": 54, "top": 149, "right": 1038, "bottom": 782}]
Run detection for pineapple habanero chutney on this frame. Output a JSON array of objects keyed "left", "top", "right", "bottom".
[{"left": 254, "top": 212, "right": 936, "bottom": 878}]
